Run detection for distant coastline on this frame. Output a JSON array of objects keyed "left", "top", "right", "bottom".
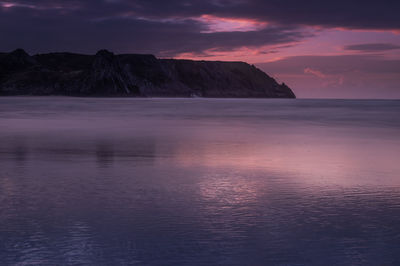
[{"left": 0, "top": 49, "right": 295, "bottom": 98}]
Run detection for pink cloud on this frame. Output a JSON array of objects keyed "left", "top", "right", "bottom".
[
  {"left": 304, "top": 67, "right": 326, "bottom": 78},
  {"left": 196, "top": 15, "right": 268, "bottom": 33},
  {"left": 0, "top": 1, "right": 80, "bottom": 10}
]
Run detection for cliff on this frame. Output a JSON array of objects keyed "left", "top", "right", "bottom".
[{"left": 0, "top": 49, "right": 295, "bottom": 98}]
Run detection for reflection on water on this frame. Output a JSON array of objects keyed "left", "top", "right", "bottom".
[
  {"left": 96, "top": 142, "right": 115, "bottom": 167},
  {"left": 1, "top": 97, "right": 400, "bottom": 265}
]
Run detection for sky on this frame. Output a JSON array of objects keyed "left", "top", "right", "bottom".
[{"left": 0, "top": 0, "right": 399, "bottom": 98}]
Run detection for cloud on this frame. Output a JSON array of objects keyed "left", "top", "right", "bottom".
[
  {"left": 258, "top": 55, "right": 400, "bottom": 75},
  {"left": 67, "top": 0, "right": 400, "bottom": 30},
  {"left": 344, "top": 43, "right": 400, "bottom": 52},
  {"left": 1, "top": 0, "right": 400, "bottom": 56},
  {"left": 195, "top": 15, "right": 268, "bottom": 33},
  {"left": 304, "top": 67, "right": 326, "bottom": 78},
  {"left": 0, "top": 4, "right": 308, "bottom": 56},
  {"left": 303, "top": 67, "right": 344, "bottom": 89},
  {"left": 257, "top": 55, "right": 400, "bottom": 98}
]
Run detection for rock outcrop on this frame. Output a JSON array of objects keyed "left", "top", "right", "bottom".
[
  {"left": 0, "top": 49, "right": 295, "bottom": 98},
  {"left": 80, "top": 50, "right": 140, "bottom": 95}
]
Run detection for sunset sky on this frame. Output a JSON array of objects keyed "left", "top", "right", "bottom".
[{"left": 1, "top": 0, "right": 399, "bottom": 98}]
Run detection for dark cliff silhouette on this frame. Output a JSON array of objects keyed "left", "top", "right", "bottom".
[{"left": 0, "top": 49, "right": 295, "bottom": 98}]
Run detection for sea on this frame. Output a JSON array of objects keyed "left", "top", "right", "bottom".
[{"left": 1, "top": 97, "right": 400, "bottom": 265}]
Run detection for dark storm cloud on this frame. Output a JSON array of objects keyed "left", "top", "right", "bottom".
[
  {"left": 344, "top": 43, "right": 400, "bottom": 52},
  {"left": 125, "top": 0, "right": 400, "bottom": 30},
  {"left": 0, "top": 5, "right": 306, "bottom": 55},
  {"left": 0, "top": 0, "right": 399, "bottom": 55},
  {"left": 3, "top": 0, "right": 400, "bottom": 30}
]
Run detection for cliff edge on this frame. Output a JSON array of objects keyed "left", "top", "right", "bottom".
[{"left": 0, "top": 49, "right": 295, "bottom": 98}]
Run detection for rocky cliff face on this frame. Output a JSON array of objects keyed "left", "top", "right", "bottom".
[{"left": 0, "top": 49, "right": 295, "bottom": 98}]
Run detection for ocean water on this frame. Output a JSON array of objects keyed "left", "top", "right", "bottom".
[{"left": 0, "top": 97, "right": 400, "bottom": 265}]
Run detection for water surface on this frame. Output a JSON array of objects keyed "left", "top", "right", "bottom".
[{"left": 1, "top": 97, "right": 400, "bottom": 265}]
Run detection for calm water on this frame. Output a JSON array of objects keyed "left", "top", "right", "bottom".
[{"left": 1, "top": 97, "right": 400, "bottom": 265}]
